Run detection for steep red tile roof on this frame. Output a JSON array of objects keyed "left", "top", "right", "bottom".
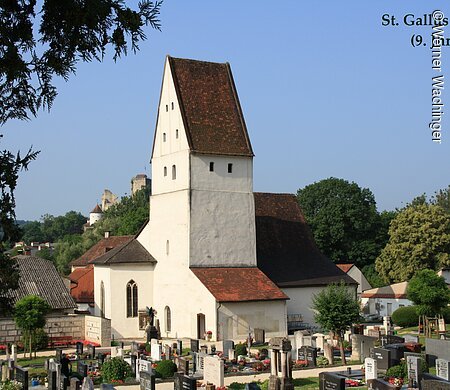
[
  {"left": 91, "top": 204, "right": 103, "bottom": 213},
  {"left": 70, "top": 236, "right": 133, "bottom": 266},
  {"left": 191, "top": 267, "right": 288, "bottom": 302},
  {"left": 69, "top": 265, "right": 94, "bottom": 303},
  {"left": 336, "top": 264, "right": 354, "bottom": 273},
  {"left": 152, "top": 56, "right": 254, "bottom": 158},
  {"left": 254, "top": 193, "right": 357, "bottom": 287}
]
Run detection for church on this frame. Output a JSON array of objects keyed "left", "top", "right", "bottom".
[{"left": 86, "top": 56, "right": 355, "bottom": 341}]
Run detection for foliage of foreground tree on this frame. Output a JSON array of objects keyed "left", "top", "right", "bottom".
[
  {"left": 297, "top": 177, "right": 389, "bottom": 268},
  {"left": 14, "top": 295, "right": 50, "bottom": 358},
  {"left": 312, "top": 282, "right": 361, "bottom": 365},
  {"left": 375, "top": 204, "right": 450, "bottom": 283},
  {"left": 1, "top": 0, "right": 162, "bottom": 123}
]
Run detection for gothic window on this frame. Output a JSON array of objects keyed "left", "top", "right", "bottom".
[
  {"left": 209, "top": 162, "right": 214, "bottom": 172},
  {"left": 126, "top": 280, "right": 138, "bottom": 318},
  {"left": 165, "top": 306, "right": 171, "bottom": 332},
  {"left": 100, "top": 281, "right": 105, "bottom": 318},
  {"left": 172, "top": 165, "right": 176, "bottom": 180},
  {"left": 228, "top": 163, "right": 233, "bottom": 173},
  {"left": 164, "top": 166, "right": 167, "bottom": 176},
  {"left": 163, "top": 133, "right": 167, "bottom": 142}
]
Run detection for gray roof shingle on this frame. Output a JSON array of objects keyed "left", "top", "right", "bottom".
[{"left": 89, "top": 239, "right": 156, "bottom": 265}]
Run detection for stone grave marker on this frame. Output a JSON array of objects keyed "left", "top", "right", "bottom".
[
  {"left": 131, "top": 354, "right": 137, "bottom": 374},
  {"left": 404, "top": 334, "right": 420, "bottom": 343},
  {"left": 117, "top": 348, "right": 124, "bottom": 358},
  {"left": 437, "top": 359, "right": 450, "bottom": 381},
  {"left": 15, "top": 365, "right": 28, "bottom": 390},
  {"left": 182, "top": 375, "right": 197, "bottom": 390},
  {"left": 372, "top": 348, "right": 392, "bottom": 370},
  {"left": 70, "top": 377, "right": 81, "bottom": 390},
  {"left": 98, "top": 353, "right": 105, "bottom": 365},
  {"left": 177, "top": 340, "right": 183, "bottom": 356},
  {"left": 61, "top": 374, "right": 70, "bottom": 390},
  {"left": 298, "top": 346, "right": 316, "bottom": 367},
  {"left": 365, "top": 357, "right": 377, "bottom": 380},
  {"left": 176, "top": 357, "right": 189, "bottom": 374},
  {"left": 228, "top": 349, "right": 236, "bottom": 360},
  {"left": 11, "top": 345, "right": 17, "bottom": 363},
  {"left": 422, "top": 379, "right": 450, "bottom": 390},
  {"left": 407, "top": 355, "right": 422, "bottom": 388},
  {"left": 48, "top": 370, "right": 58, "bottom": 390},
  {"left": 87, "top": 344, "right": 96, "bottom": 359},
  {"left": 139, "top": 371, "right": 155, "bottom": 390},
  {"left": 368, "top": 329, "right": 381, "bottom": 339},
  {"left": 426, "top": 338, "right": 450, "bottom": 365},
  {"left": 164, "top": 345, "right": 171, "bottom": 360},
  {"left": 367, "top": 378, "right": 400, "bottom": 389},
  {"left": 195, "top": 352, "right": 206, "bottom": 374},
  {"left": 222, "top": 340, "right": 234, "bottom": 358},
  {"left": 76, "top": 342, "right": 83, "bottom": 355},
  {"left": 151, "top": 344, "right": 162, "bottom": 361},
  {"left": 200, "top": 345, "right": 208, "bottom": 354},
  {"left": 203, "top": 356, "right": 224, "bottom": 387},
  {"left": 319, "top": 372, "right": 345, "bottom": 390},
  {"left": 137, "top": 358, "right": 153, "bottom": 381},
  {"left": 131, "top": 341, "right": 139, "bottom": 355},
  {"left": 77, "top": 361, "right": 88, "bottom": 378},
  {"left": 55, "top": 348, "right": 63, "bottom": 363},
  {"left": 323, "top": 342, "right": 334, "bottom": 365},
  {"left": 351, "top": 334, "right": 376, "bottom": 361},
  {"left": 380, "top": 335, "right": 405, "bottom": 347},
  {"left": 254, "top": 329, "right": 265, "bottom": 345},
  {"left": 190, "top": 339, "right": 199, "bottom": 353},
  {"left": 111, "top": 346, "right": 118, "bottom": 358},
  {"left": 174, "top": 372, "right": 183, "bottom": 390},
  {"left": 150, "top": 338, "right": 158, "bottom": 345}
]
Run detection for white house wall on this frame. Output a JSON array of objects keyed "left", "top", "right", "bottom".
[
  {"left": 93, "top": 266, "right": 111, "bottom": 318},
  {"left": 218, "top": 300, "right": 287, "bottom": 341},
  {"left": 361, "top": 297, "right": 413, "bottom": 317},
  {"left": 347, "top": 267, "right": 372, "bottom": 295}
]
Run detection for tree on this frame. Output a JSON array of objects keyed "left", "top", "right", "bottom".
[
  {"left": 14, "top": 295, "right": 50, "bottom": 358},
  {"left": 361, "top": 264, "right": 385, "bottom": 288},
  {"left": 407, "top": 269, "right": 450, "bottom": 317},
  {"left": 1, "top": 0, "right": 162, "bottom": 123},
  {"left": 297, "top": 177, "right": 385, "bottom": 268},
  {"left": 431, "top": 185, "right": 450, "bottom": 213},
  {"left": 312, "top": 282, "right": 361, "bottom": 365},
  {"left": 0, "top": 253, "right": 20, "bottom": 315},
  {"left": 375, "top": 204, "right": 450, "bottom": 283}
]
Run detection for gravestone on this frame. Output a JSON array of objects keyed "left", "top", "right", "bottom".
[
  {"left": 426, "top": 338, "right": 450, "bottom": 365},
  {"left": 137, "top": 358, "right": 152, "bottom": 380},
  {"left": 203, "top": 356, "right": 224, "bottom": 387},
  {"left": 404, "top": 334, "right": 420, "bottom": 344},
  {"left": 254, "top": 329, "right": 265, "bottom": 345},
  {"left": 182, "top": 375, "right": 197, "bottom": 390},
  {"left": 176, "top": 357, "right": 189, "bottom": 374},
  {"left": 131, "top": 354, "right": 137, "bottom": 374},
  {"left": 380, "top": 335, "right": 405, "bottom": 347},
  {"left": 437, "top": 359, "right": 450, "bottom": 381},
  {"left": 319, "top": 372, "right": 345, "bottom": 390},
  {"left": 48, "top": 370, "right": 58, "bottom": 390},
  {"left": 228, "top": 349, "right": 235, "bottom": 360},
  {"left": 77, "top": 361, "right": 88, "bottom": 378},
  {"left": 87, "top": 344, "right": 96, "bottom": 359},
  {"left": 55, "top": 348, "right": 63, "bottom": 363},
  {"left": 151, "top": 344, "right": 162, "bottom": 361},
  {"left": 76, "top": 342, "right": 83, "bottom": 355},
  {"left": 11, "top": 345, "right": 17, "bottom": 362},
  {"left": 174, "top": 372, "right": 184, "bottom": 390},
  {"left": 98, "top": 353, "right": 105, "bottom": 365},
  {"left": 407, "top": 355, "right": 422, "bottom": 388},
  {"left": 365, "top": 357, "right": 378, "bottom": 380},
  {"left": 297, "top": 346, "right": 316, "bottom": 367},
  {"left": 15, "top": 365, "right": 28, "bottom": 390},
  {"left": 200, "top": 345, "right": 208, "bottom": 354},
  {"left": 139, "top": 371, "right": 155, "bottom": 390},
  {"left": 117, "top": 348, "right": 124, "bottom": 358},
  {"left": 131, "top": 341, "right": 139, "bottom": 355},
  {"left": 323, "top": 342, "right": 334, "bottom": 365},
  {"left": 222, "top": 340, "right": 234, "bottom": 358},
  {"left": 195, "top": 353, "right": 206, "bottom": 374},
  {"left": 111, "top": 346, "right": 118, "bottom": 358},
  {"left": 422, "top": 380, "right": 450, "bottom": 390},
  {"left": 164, "top": 345, "right": 171, "bottom": 360},
  {"left": 372, "top": 348, "right": 392, "bottom": 370},
  {"left": 367, "top": 378, "right": 400, "bottom": 389},
  {"left": 177, "top": 340, "right": 183, "bottom": 356},
  {"left": 61, "top": 374, "right": 70, "bottom": 390},
  {"left": 190, "top": 339, "right": 199, "bottom": 353},
  {"left": 368, "top": 329, "right": 381, "bottom": 339},
  {"left": 351, "top": 334, "right": 376, "bottom": 361},
  {"left": 70, "top": 377, "right": 81, "bottom": 390}
]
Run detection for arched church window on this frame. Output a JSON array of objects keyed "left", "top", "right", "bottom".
[
  {"left": 126, "top": 280, "right": 138, "bottom": 318},
  {"left": 100, "top": 281, "right": 105, "bottom": 318},
  {"left": 172, "top": 165, "right": 176, "bottom": 180},
  {"left": 165, "top": 306, "right": 171, "bottom": 332}
]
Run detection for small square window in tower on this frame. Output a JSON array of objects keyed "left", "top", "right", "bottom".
[
  {"left": 176, "top": 129, "right": 179, "bottom": 139},
  {"left": 165, "top": 104, "right": 168, "bottom": 112},
  {"left": 163, "top": 133, "right": 166, "bottom": 142},
  {"left": 172, "top": 165, "right": 176, "bottom": 180},
  {"left": 164, "top": 166, "right": 167, "bottom": 176},
  {"left": 209, "top": 162, "right": 214, "bottom": 172},
  {"left": 228, "top": 163, "right": 233, "bottom": 173},
  {"left": 171, "top": 102, "right": 174, "bottom": 110}
]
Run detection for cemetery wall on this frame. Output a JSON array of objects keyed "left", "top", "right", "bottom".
[
  {"left": 218, "top": 301, "right": 286, "bottom": 340},
  {"left": 107, "top": 263, "right": 154, "bottom": 339},
  {"left": 0, "top": 314, "right": 84, "bottom": 343},
  {"left": 84, "top": 315, "right": 111, "bottom": 347}
]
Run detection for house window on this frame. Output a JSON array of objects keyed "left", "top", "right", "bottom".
[
  {"left": 126, "top": 280, "right": 138, "bottom": 318},
  {"left": 172, "top": 165, "right": 176, "bottom": 180},
  {"left": 166, "top": 240, "right": 169, "bottom": 255},
  {"left": 165, "top": 306, "right": 171, "bottom": 332},
  {"left": 165, "top": 104, "right": 168, "bottom": 112},
  {"left": 164, "top": 166, "right": 167, "bottom": 176},
  {"left": 171, "top": 102, "right": 174, "bottom": 110},
  {"left": 163, "top": 133, "right": 167, "bottom": 142},
  {"left": 209, "top": 162, "right": 214, "bottom": 172},
  {"left": 100, "top": 281, "right": 105, "bottom": 318},
  {"left": 228, "top": 163, "right": 233, "bottom": 173},
  {"left": 176, "top": 129, "right": 179, "bottom": 139}
]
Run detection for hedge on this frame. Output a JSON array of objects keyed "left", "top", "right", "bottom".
[{"left": 391, "top": 306, "right": 419, "bottom": 327}]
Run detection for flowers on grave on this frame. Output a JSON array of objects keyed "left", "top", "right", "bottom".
[
  {"left": 345, "top": 379, "right": 363, "bottom": 387},
  {"left": 252, "top": 362, "right": 264, "bottom": 371},
  {"left": 387, "top": 377, "right": 403, "bottom": 387},
  {"left": 294, "top": 360, "right": 308, "bottom": 368},
  {"left": 262, "top": 359, "right": 270, "bottom": 368},
  {"left": 0, "top": 380, "right": 23, "bottom": 390}
]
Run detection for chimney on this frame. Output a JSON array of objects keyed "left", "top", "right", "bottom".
[{"left": 104, "top": 231, "right": 110, "bottom": 239}]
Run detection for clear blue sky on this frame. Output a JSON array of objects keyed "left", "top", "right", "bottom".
[{"left": 3, "top": 1, "right": 449, "bottom": 220}]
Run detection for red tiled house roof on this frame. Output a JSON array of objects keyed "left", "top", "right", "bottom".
[
  {"left": 69, "top": 265, "right": 94, "bottom": 303},
  {"left": 152, "top": 56, "right": 254, "bottom": 158},
  {"left": 191, "top": 268, "right": 288, "bottom": 302},
  {"left": 70, "top": 236, "right": 133, "bottom": 267},
  {"left": 254, "top": 193, "right": 357, "bottom": 287},
  {"left": 336, "top": 264, "right": 354, "bottom": 273}
]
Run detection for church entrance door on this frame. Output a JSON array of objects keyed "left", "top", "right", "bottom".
[{"left": 197, "top": 313, "right": 206, "bottom": 339}]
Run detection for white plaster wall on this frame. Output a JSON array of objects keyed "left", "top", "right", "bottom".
[
  {"left": 89, "top": 212, "right": 102, "bottom": 226},
  {"left": 347, "top": 267, "right": 372, "bottom": 295},
  {"left": 152, "top": 150, "right": 190, "bottom": 195},
  {"left": 93, "top": 266, "right": 111, "bottom": 318},
  {"left": 189, "top": 190, "right": 257, "bottom": 267},
  {"left": 361, "top": 297, "right": 413, "bottom": 317},
  {"left": 218, "top": 300, "right": 287, "bottom": 341},
  {"left": 190, "top": 155, "right": 253, "bottom": 193}
]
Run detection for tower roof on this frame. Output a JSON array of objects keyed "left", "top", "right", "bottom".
[
  {"left": 90, "top": 204, "right": 103, "bottom": 214},
  {"left": 152, "top": 56, "right": 254, "bottom": 158}
]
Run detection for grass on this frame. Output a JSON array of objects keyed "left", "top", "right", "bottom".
[{"left": 229, "top": 377, "right": 368, "bottom": 389}]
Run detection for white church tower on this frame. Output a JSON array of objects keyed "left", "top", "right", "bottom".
[{"left": 137, "top": 56, "right": 261, "bottom": 338}]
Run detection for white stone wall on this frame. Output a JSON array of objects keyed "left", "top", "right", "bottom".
[
  {"left": 361, "top": 297, "right": 412, "bottom": 317},
  {"left": 93, "top": 263, "right": 154, "bottom": 339},
  {"left": 84, "top": 315, "right": 111, "bottom": 346},
  {"left": 218, "top": 300, "right": 287, "bottom": 341},
  {"left": 89, "top": 212, "right": 102, "bottom": 226}
]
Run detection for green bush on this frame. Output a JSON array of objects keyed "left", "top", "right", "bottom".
[
  {"left": 235, "top": 343, "right": 247, "bottom": 356},
  {"left": 0, "top": 381, "right": 22, "bottom": 390},
  {"left": 154, "top": 360, "right": 177, "bottom": 379},
  {"left": 101, "top": 357, "right": 133, "bottom": 382},
  {"left": 386, "top": 363, "right": 407, "bottom": 379},
  {"left": 145, "top": 343, "right": 151, "bottom": 353},
  {"left": 316, "top": 356, "right": 329, "bottom": 367},
  {"left": 391, "top": 306, "right": 419, "bottom": 327},
  {"left": 442, "top": 307, "right": 450, "bottom": 322}
]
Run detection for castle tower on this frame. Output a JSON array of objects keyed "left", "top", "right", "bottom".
[{"left": 89, "top": 204, "right": 103, "bottom": 226}]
